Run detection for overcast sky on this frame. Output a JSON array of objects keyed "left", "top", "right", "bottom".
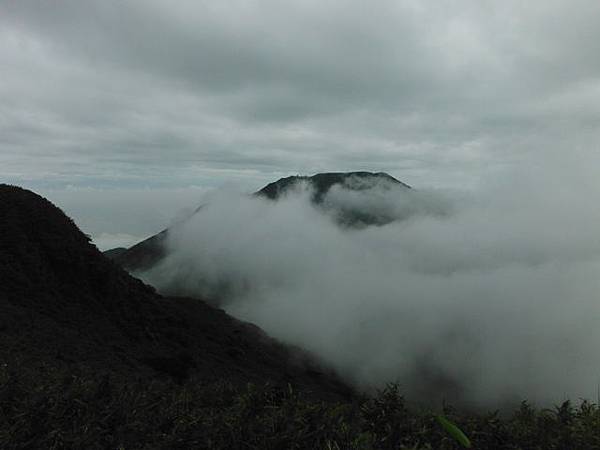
[{"left": 2, "top": 1, "right": 600, "bottom": 246}]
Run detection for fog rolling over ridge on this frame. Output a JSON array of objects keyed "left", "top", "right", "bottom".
[{"left": 139, "top": 158, "right": 600, "bottom": 408}]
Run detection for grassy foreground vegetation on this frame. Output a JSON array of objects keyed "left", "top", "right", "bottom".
[{"left": 2, "top": 363, "right": 600, "bottom": 449}]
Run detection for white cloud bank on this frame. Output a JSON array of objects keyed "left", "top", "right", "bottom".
[{"left": 140, "top": 151, "right": 600, "bottom": 408}]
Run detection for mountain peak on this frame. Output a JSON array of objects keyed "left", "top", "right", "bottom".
[
  {"left": 256, "top": 171, "right": 410, "bottom": 202},
  {"left": 109, "top": 172, "right": 413, "bottom": 271}
]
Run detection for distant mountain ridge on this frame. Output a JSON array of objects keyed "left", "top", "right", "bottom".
[
  {"left": 257, "top": 171, "right": 410, "bottom": 202},
  {"left": 110, "top": 171, "right": 410, "bottom": 272},
  {"left": 102, "top": 246, "right": 127, "bottom": 260},
  {"left": 0, "top": 184, "right": 351, "bottom": 398}
]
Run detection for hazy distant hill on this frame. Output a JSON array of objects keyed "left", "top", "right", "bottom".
[
  {"left": 102, "top": 246, "right": 127, "bottom": 260},
  {"left": 109, "top": 171, "right": 410, "bottom": 272},
  {"left": 256, "top": 171, "right": 410, "bottom": 202},
  {"left": 0, "top": 184, "right": 351, "bottom": 398}
]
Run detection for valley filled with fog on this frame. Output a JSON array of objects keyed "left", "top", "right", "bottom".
[{"left": 136, "top": 153, "right": 600, "bottom": 408}]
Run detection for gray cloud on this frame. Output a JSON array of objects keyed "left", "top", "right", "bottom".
[
  {"left": 40, "top": 185, "right": 212, "bottom": 244},
  {"left": 3, "top": 0, "right": 600, "bottom": 210},
  {"left": 139, "top": 149, "right": 600, "bottom": 407}
]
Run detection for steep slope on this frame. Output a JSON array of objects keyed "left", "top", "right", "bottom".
[
  {"left": 110, "top": 171, "right": 410, "bottom": 272},
  {"left": 102, "top": 246, "right": 127, "bottom": 260},
  {"left": 108, "top": 229, "right": 169, "bottom": 272},
  {"left": 0, "top": 184, "right": 351, "bottom": 399}
]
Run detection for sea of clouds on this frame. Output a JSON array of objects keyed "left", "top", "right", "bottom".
[{"left": 139, "top": 151, "right": 600, "bottom": 408}]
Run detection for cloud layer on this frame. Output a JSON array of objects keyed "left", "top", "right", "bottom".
[
  {"left": 140, "top": 151, "right": 600, "bottom": 408},
  {"left": 3, "top": 0, "right": 600, "bottom": 198}
]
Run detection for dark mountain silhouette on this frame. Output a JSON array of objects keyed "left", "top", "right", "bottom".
[
  {"left": 0, "top": 184, "right": 351, "bottom": 399},
  {"left": 109, "top": 171, "right": 410, "bottom": 272},
  {"left": 256, "top": 171, "right": 410, "bottom": 202},
  {"left": 102, "top": 246, "right": 127, "bottom": 260},
  {"left": 109, "top": 229, "right": 169, "bottom": 272}
]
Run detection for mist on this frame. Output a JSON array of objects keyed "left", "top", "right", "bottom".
[{"left": 139, "top": 153, "right": 600, "bottom": 408}]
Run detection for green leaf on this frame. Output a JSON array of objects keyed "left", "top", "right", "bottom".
[{"left": 436, "top": 415, "right": 472, "bottom": 448}]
